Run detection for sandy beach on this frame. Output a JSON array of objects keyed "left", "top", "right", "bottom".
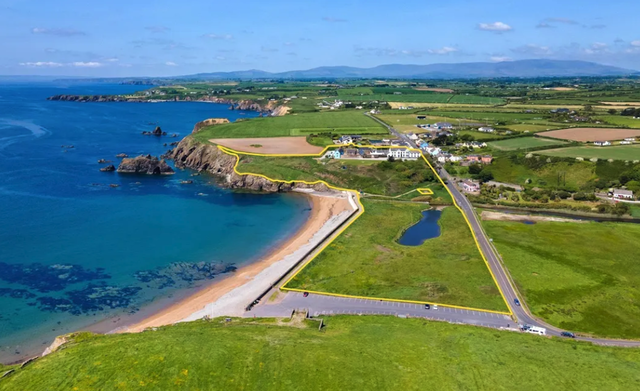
[{"left": 122, "top": 191, "right": 355, "bottom": 333}]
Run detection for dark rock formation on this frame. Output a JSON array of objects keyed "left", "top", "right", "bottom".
[
  {"left": 48, "top": 95, "right": 131, "bottom": 102},
  {"left": 35, "top": 282, "right": 141, "bottom": 315},
  {"left": 97, "top": 159, "right": 111, "bottom": 164},
  {"left": 142, "top": 126, "right": 167, "bottom": 136},
  {"left": 115, "top": 153, "right": 128, "bottom": 158},
  {"left": 100, "top": 164, "right": 115, "bottom": 172},
  {"left": 166, "top": 136, "right": 331, "bottom": 193},
  {"left": 0, "top": 262, "right": 110, "bottom": 293},
  {"left": 134, "top": 262, "right": 236, "bottom": 290},
  {"left": 117, "top": 155, "right": 174, "bottom": 175}
]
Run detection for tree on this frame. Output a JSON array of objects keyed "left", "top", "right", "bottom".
[
  {"left": 478, "top": 170, "right": 494, "bottom": 183},
  {"left": 584, "top": 104, "right": 593, "bottom": 112},
  {"left": 608, "top": 109, "right": 617, "bottom": 115},
  {"left": 468, "top": 163, "right": 482, "bottom": 175}
]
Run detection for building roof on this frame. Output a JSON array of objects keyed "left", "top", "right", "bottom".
[{"left": 613, "top": 189, "right": 633, "bottom": 196}]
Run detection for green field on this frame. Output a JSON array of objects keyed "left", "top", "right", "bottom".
[
  {"left": 193, "top": 111, "right": 386, "bottom": 141},
  {"left": 484, "top": 219, "right": 640, "bottom": 339},
  {"left": 236, "top": 154, "right": 447, "bottom": 198},
  {"left": 287, "top": 201, "right": 507, "bottom": 311},
  {"left": 482, "top": 158, "right": 596, "bottom": 191},
  {"left": 597, "top": 115, "right": 640, "bottom": 128},
  {"left": 336, "top": 93, "right": 503, "bottom": 105},
  {"left": 536, "top": 145, "right": 640, "bottom": 160},
  {"left": 489, "top": 137, "right": 569, "bottom": 151},
  {"left": 4, "top": 316, "right": 640, "bottom": 390}
]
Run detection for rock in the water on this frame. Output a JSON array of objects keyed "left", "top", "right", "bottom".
[
  {"left": 180, "top": 180, "right": 193, "bottom": 184},
  {"left": 97, "top": 159, "right": 111, "bottom": 164},
  {"left": 152, "top": 126, "right": 163, "bottom": 136},
  {"left": 117, "top": 154, "right": 174, "bottom": 175},
  {"left": 100, "top": 164, "right": 116, "bottom": 172},
  {"left": 115, "top": 153, "right": 128, "bottom": 158}
]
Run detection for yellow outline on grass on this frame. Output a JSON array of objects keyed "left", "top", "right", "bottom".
[
  {"left": 217, "top": 143, "right": 512, "bottom": 316},
  {"left": 417, "top": 188, "right": 434, "bottom": 195}
]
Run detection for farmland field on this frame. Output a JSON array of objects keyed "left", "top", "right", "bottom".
[
  {"left": 539, "top": 128, "right": 640, "bottom": 142},
  {"left": 597, "top": 115, "right": 640, "bottom": 129},
  {"left": 193, "top": 111, "right": 386, "bottom": 141},
  {"left": 4, "top": 316, "right": 640, "bottom": 391},
  {"left": 336, "top": 93, "right": 503, "bottom": 105},
  {"left": 536, "top": 145, "right": 640, "bottom": 160},
  {"left": 286, "top": 200, "right": 507, "bottom": 311},
  {"left": 489, "top": 137, "right": 569, "bottom": 151},
  {"left": 484, "top": 219, "right": 640, "bottom": 339}
]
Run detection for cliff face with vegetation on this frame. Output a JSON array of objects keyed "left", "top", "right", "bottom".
[{"left": 167, "top": 136, "right": 330, "bottom": 193}]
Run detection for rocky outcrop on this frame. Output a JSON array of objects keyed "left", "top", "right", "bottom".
[
  {"left": 100, "top": 164, "right": 116, "bottom": 172},
  {"left": 47, "top": 95, "right": 131, "bottom": 102},
  {"left": 142, "top": 126, "right": 167, "bottom": 136},
  {"left": 192, "top": 118, "right": 230, "bottom": 134},
  {"left": 117, "top": 155, "right": 174, "bottom": 175},
  {"left": 166, "top": 136, "right": 331, "bottom": 193}
]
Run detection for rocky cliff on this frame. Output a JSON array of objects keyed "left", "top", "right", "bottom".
[
  {"left": 117, "top": 155, "right": 175, "bottom": 175},
  {"left": 192, "top": 118, "right": 230, "bottom": 134},
  {"left": 167, "top": 136, "right": 331, "bottom": 193}
]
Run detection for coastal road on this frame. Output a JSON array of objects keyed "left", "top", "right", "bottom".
[{"left": 250, "top": 292, "right": 514, "bottom": 330}]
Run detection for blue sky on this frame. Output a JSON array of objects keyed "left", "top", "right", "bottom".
[{"left": 1, "top": 0, "right": 640, "bottom": 77}]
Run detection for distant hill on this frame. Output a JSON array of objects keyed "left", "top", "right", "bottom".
[{"left": 182, "top": 60, "right": 638, "bottom": 80}]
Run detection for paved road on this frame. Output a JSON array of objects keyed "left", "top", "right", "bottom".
[{"left": 250, "top": 292, "right": 514, "bottom": 330}]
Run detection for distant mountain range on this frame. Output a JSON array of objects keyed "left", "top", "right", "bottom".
[{"left": 181, "top": 60, "right": 638, "bottom": 80}]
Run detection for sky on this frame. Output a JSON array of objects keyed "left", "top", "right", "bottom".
[{"left": 1, "top": 0, "right": 640, "bottom": 77}]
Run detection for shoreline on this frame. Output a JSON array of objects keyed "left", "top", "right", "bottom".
[{"left": 120, "top": 191, "right": 353, "bottom": 333}]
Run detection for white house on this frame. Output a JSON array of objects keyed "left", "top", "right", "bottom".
[
  {"left": 339, "top": 135, "right": 353, "bottom": 145},
  {"left": 613, "top": 189, "right": 634, "bottom": 199},
  {"left": 407, "top": 133, "right": 419, "bottom": 141},
  {"left": 594, "top": 141, "right": 611, "bottom": 146},
  {"left": 388, "top": 148, "right": 420, "bottom": 160},
  {"left": 435, "top": 122, "right": 453, "bottom": 129},
  {"left": 620, "top": 141, "right": 632, "bottom": 145},
  {"left": 478, "top": 127, "right": 495, "bottom": 133},
  {"left": 449, "top": 155, "right": 463, "bottom": 162},
  {"left": 462, "top": 180, "right": 480, "bottom": 193},
  {"left": 624, "top": 137, "right": 636, "bottom": 142}
]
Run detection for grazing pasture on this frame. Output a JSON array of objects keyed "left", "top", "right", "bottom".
[
  {"left": 489, "top": 137, "right": 569, "bottom": 151},
  {"left": 536, "top": 145, "right": 640, "bottom": 161},
  {"left": 539, "top": 128, "right": 640, "bottom": 142}
]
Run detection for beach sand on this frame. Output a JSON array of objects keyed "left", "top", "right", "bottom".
[{"left": 122, "top": 191, "right": 354, "bottom": 333}]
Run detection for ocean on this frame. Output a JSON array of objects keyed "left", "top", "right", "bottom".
[{"left": 0, "top": 83, "right": 311, "bottom": 363}]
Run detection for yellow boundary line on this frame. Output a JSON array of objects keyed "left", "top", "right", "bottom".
[
  {"left": 217, "top": 143, "right": 512, "bottom": 316},
  {"left": 417, "top": 188, "right": 434, "bottom": 195}
]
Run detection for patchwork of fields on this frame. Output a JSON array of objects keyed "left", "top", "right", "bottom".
[
  {"left": 540, "top": 127, "right": 640, "bottom": 142},
  {"left": 193, "top": 111, "right": 386, "bottom": 141},
  {"left": 489, "top": 137, "right": 569, "bottom": 151}
]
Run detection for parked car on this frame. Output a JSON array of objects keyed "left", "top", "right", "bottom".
[
  {"left": 303, "top": 292, "right": 309, "bottom": 298},
  {"left": 561, "top": 331, "right": 576, "bottom": 338},
  {"left": 424, "top": 304, "right": 431, "bottom": 310},
  {"left": 514, "top": 298, "right": 521, "bottom": 306}
]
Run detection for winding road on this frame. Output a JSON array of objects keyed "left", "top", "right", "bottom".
[{"left": 250, "top": 114, "right": 640, "bottom": 347}]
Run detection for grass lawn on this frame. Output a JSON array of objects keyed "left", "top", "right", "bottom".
[
  {"left": 598, "top": 115, "right": 640, "bottom": 128},
  {"left": 536, "top": 145, "right": 640, "bottom": 161},
  {"left": 489, "top": 137, "right": 569, "bottom": 151},
  {"left": 484, "top": 219, "right": 640, "bottom": 339},
  {"left": 236, "top": 154, "right": 448, "bottom": 198},
  {"left": 286, "top": 201, "right": 507, "bottom": 311},
  {"left": 505, "top": 124, "right": 559, "bottom": 132},
  {"left": 4, "top": 316, "right": 640, "bottom": 390},
  {"left": 193, "top": 111, "right": 386, "bottom": 141},
  {"left": 457, "top": 130, "right": 506, "bottom": 140},
  {"left": 631, "top": 205, "right": 640, "bottom": 218}
]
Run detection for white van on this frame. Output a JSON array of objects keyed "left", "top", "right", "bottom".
[{"left": 522, "top": 325, "right": 546, "bottom": 336}]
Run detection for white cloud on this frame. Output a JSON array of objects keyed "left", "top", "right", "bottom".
[
  {"left": 478, "top": 22, "right": 513, "bottom": 32},
  {"left": 105, "top": 58, "right": 119, "bottom": 62},
  {"left": 19, "top": 61, "right": 64, "bottom": 67},
  {"left": 71, "top": 61, "right": 102, "bottom": 67},
  {"left": 427, "top": 46, "right": 458, "bottom": 55},
  {"left": 165, "top": 61, "right": 178, "bottom": 66},
  {"left": 535, "top": 22, "right": 554, "bottom": 29},
  {"left": 202, "top": 33, "right": 233, "bottom": 40},
  {"left": 631, "top": 40, "right": 640, "bottom": 47},
  {"left": 31, "top": 27, "right": 85, "bottom": 37},
  {"left": 490, "top": 56, "right": 512, "bottom": 62}
]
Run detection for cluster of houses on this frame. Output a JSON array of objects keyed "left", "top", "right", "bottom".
[
  {"left": 334, "top": 135, "right": 404, "bottom": 146},
  {"left": 324, "top": 147, "right": 421, "bottom": 161},
  {"left": 592, "top": 139, "right": 635, "bottom": 147},
  {"left": 414, "top": 122, "right": 454, "bottom": 131}
]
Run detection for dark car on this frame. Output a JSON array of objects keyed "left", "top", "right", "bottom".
[
  {"left": 303, "top": 292, "right": 309, "bottom": 298},
  {"left": 561, "top": 331, "right": 576, "bottom": 338},
  {"left": 514, "top": 298, "right": 521, "bottom": 306},
  {"left": 424, "top": 304, "right": 431, "bottom": 310}
]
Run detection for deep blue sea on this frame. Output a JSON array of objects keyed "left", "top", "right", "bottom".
[{"left": 0, "top": 83, "right": 310, "bottom": 363}]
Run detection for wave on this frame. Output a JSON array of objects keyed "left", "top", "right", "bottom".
[{"left": 0, "top": 118, "right": 50, "bottom": 150}]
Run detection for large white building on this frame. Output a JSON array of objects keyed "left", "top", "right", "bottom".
[{"left": 388, "top": 148, "right": 421, "bottom": 160}]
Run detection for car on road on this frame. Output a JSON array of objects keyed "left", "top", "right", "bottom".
[
  {"left": 514, "top": 298, "right": 521, "bottom": 306},
  {"left": 303, "top": 292, "right": 309, "bottom": 298},
  {"left": 561, "top": 331, "right": 576, "bottom": 338},
  {"left": 424, "top": 304, "right": 430, "bottom": 310}
]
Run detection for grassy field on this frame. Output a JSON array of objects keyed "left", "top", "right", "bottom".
[
  {"left": 598, "top": 115, "right": 640, "bottom": 128},
  {"left": 536, "top": 145, "right": 640, "bottom": 160},
  {"left": 286, "top": 201, "right": 507, "bottom": 311},
  {"left": 337, "top": 93, "right": 503, "bottom": 105},
  {"left": 485, "top": 219, "right": 640, "bottom": 339},
  {"left": 193, "top": 111, "right": 386, "bottom": 141},
  {"left": 236, "top": 154, "right": 449, "bottom": 198},
  {"left": 489, "top": 137, "right": 569, "bottom": 151},
  {"left": 4, "top": 316, "right": 640, "bottom": 390},
  {"left": 482, "top": 158, "right": 596, "bottom": 191}
]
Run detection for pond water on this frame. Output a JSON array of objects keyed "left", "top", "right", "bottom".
[{"left": 397, "top": 210, "right": 442, "bottom": 246}]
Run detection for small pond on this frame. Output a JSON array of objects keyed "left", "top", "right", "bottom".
[{"left": 397, "top": 210, "right": 442, "bottom": 246}]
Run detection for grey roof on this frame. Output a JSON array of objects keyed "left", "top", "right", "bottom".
[{"left": 613, "top": 189, "right": 633, "bottom": 196}]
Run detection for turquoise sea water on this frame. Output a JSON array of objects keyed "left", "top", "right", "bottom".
[{"left": 0, "top": 83, "right": 310, "bottom": 363}]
